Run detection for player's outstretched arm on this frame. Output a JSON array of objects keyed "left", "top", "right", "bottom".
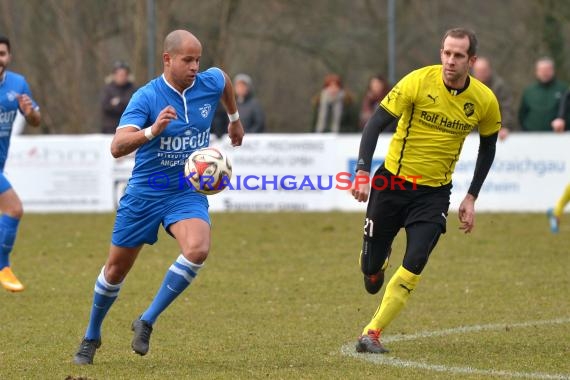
[
  {"left": 110, "top": 105, "right": 176, "bottom": 158},
  {"left": 220, "top": 71, "right": 244, "bottom": 147}
]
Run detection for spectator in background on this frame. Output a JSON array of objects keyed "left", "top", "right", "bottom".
[
  {"left": 312, "top": 73, "right": 358, "bottom": 133},
  {"left": 359, "top": 74, "right": 391, "bottom": 130},
  {"left": 101, "top": 60, "right": 137, "bottom": 134},
  {"left": 472, "top": 57, "right": 516, "bottom": 140},
  {"left": 234, "top": 73, "right": 265, "bottom": 133},
  {"left": 518, "top": 57, "right": 567, "bottom": 132}
]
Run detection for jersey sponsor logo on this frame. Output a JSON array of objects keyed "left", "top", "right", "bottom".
[
  {"left": 463, "top": 102, "right": 474, "bottom": 117},
  {"left": 199, "top": 103, "right": 212, "bottom": 118},
  {"left": 159, "top": 128, "right": 209, "bottom": 152},
  {"left": 0, "top": 109, "right": 17, "bottom": 124},
  {"left": 427, "top": 94, "right": 438, "bottom": 103},
  {"left": 158, "top": 129, "right": 209, "bottom": 166},
  {"left": 419, "top": 111, "right": 474, "bottom": 133}
]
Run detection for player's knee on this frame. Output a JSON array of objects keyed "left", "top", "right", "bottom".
[
  {"left": 360, "top": 238, "right": 391, "bottom": 275},
  {"left": 403, "top": 222, "right": 442, "bottom": 275},
  {"left": 12, "top": 207, "right": 23, "bottom": 219},
  {"left": 402, "top": 251, "right": 429, "bottom": 275},
  {"left": 5, "top": 203, "right": 23, "bottom": 219},
  {"left": 104, "top": 264, "right": 128, "bottom": 284},
  {"left": 181, "top": 244, "right": 209, "bottom": 265}
]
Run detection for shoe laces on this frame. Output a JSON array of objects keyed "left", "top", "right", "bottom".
[
  {"left": 367, "top": 329, "right": 381, "bottom": 345},
  {"left": 138, "top": 321, "right": 152, "bottom": 342},
  {"left": 78, "top": 340, "right": 98, "bottom": 357}
]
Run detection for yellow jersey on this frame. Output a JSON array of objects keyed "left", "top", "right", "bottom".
[{"left": 380, "top": 65, "right": 501, "bottom": 186}]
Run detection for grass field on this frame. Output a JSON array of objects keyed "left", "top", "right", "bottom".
[{"left": 0, "top": 212, "right": 568, "bottom": 380}]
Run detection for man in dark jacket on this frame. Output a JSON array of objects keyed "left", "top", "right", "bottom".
[
  {"left": 233, "top": 73, "right": 265, "bottom": 133},
  {"left": 518, "top": 57, "right": 567, "bottom": 132},
  {"left": 472, "top": 57, "right": 516, "bottom": 140},
  {"left": 101, "top": 61, "right": 137, "bottom": 134}
]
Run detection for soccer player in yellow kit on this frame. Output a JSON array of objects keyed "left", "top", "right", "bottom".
[
  {"left": 547, "top": 88, "right": 570, "bottom": 233},
  {"left": 351, "top": 28, "right": 501, "bottom": 353},
  {"left": 548, "top": 184, "right": 570, "bottom": 233}
]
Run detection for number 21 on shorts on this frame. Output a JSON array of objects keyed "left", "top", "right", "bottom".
[{"left": 363, "top": 218, "right": 374, "bottom": 237}]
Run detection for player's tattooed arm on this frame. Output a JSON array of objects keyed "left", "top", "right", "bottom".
[{"left": 111, "top": 106, "right": 177, "bottom": 158}]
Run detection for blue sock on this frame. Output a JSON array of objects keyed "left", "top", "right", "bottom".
[
  {"left": 85, "top": 267, "right": 123, "bottom": 340},
  {"left": 0, "top": 214, "right": 20, "bottom": 270},
  {"left": 140, "top": 255, "right": 202, "bottom": 324}
]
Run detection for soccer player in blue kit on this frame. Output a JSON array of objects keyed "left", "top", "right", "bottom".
[
  {"left": 0, "top": 35, "right": 41, "bottom": 292},
  {"left": 73, "top": 30, "right": 244, "bottom": 365}
]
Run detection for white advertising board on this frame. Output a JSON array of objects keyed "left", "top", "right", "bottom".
[
  {"left": 5, "top": 135, "right": 114, "bottom": 212},
  {"left": 3, "top": 134, "right": 569, "bottom": 213}
]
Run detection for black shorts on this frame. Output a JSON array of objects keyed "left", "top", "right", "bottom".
[{"left": 365, "top": 165, "right": 451, "bottom": 237}]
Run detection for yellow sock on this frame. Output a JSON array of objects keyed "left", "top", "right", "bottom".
[
  {"left": 363, "top": 266, "right": 420, "bottom": 334},
  {"left": 554, "top": 184, "right": 570, "bottom": 217}
]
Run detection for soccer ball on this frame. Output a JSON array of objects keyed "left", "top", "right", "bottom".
[{"left": 183, "top": 147, "right": 232, "bottom": 195}]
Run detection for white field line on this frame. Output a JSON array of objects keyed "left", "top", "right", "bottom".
[{"left": 342, "top": 317, "right": 570, "bottom": 380}]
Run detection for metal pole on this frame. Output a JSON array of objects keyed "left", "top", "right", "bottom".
[
  {"left": 387, "top": 0, "right": 396, "bottom": 85},
  {"left": 147, "top": 0, "right": 156, "bottom": 80}
]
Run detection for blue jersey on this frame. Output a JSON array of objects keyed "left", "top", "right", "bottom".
[
  {"left": 0, "top": 71, "right": 39, "bottom": 171},
  {"left": 118, "top": 67, "right": 225, "bottom": 199}
]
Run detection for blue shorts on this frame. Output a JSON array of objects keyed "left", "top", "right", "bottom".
[
  {"left": 0, "top": 173, "right": 12, "bottom": 194},
  {"left": 112, "top": 192, "right": 210, "bottom": 247}
]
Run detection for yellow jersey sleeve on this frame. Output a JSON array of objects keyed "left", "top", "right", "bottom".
[
  {"left": 478, "top": 92, "right": 502, "bottom": 136},
  {"left": 380, "top": 71, "right": 417, "bottom": 118}
]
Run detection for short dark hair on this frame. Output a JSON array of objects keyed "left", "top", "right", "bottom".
[
  {"left": 0, "top": 35, "right": 10, "bottom": 52},
  {"left": 441, "top": 28, "right": 478, "bottom": 57}
]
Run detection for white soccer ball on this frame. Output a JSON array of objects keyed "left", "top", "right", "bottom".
[{"left": 183, "top": 147, "right": 232, "bottom": 195}]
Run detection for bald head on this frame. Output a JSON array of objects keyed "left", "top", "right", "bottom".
[
  {"left": 535, "top": 57, "right": 555, "bottom": 84},
  {"left": 164, "top": 30, "right": 201, "bottom": 55},
  {"left": 472, "top": 57, "right": 492, "bottom": 84},
  {"left": 162, "top": 30, "right": 202, "bottom": 92}
]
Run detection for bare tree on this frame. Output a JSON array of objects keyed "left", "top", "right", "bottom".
[{"left": 0, "top": 0, "right": 568, "bottom": 133}]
